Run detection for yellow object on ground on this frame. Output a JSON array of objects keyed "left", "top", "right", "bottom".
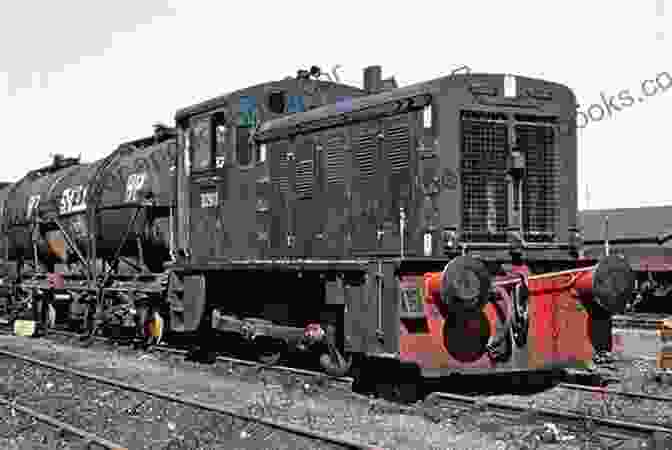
[
  {"left": 14, "top": 320, "right": 36, "bottom": 337},
  {"left": 657, "top": 318, "right": 672, "bottom": 369},
  {"left": 148, "top": 313, "right": 164, "bottom": 340}
]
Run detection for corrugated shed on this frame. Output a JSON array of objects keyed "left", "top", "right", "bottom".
[{"left": 579, "top": 206, "right": 672, "bottom": 243}]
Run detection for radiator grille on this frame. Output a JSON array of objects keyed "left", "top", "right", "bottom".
[
  {"left": 459, "top": 111, "right": 559, "bottom": 243},
  {"left": 460, "top": 115, "right": 509, "bottom": 241},
  {"left": 325, "top": 133, "right": 346, "bottom": 186},
  {"left": 516, "top": 124, "right": 559, "bottom": 238},
  {"left": 355, "top": 126, "right": 378, "bottom": 182}
]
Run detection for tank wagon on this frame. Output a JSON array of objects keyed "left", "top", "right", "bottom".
[
  {"left": 0, "top": 66, "right": 367, "bottom": 341},
  {"left": 166, "top": 66, "right": 635, "bottom": 398},
  {"left": 0, "top": 129, "right": 178, "bottom": 336}
]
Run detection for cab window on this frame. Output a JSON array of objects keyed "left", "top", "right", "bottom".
[
  {"left": 213, "top": 112, "right": 233, "bottom": 168},
  {"left": 236, "top": 126, "right": 252, "bottom": 167},
  {"left": 191, "top": 115, "right": 211, "bottom": 170}
]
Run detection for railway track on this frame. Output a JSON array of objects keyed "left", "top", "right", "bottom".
[
  {"left": 15, "top": 325, "right": 357, "bottom": 393},
  {"left": 613, "top": 313, "right": 668, "bottom": 330},
  {"left": 1, "top": 323, "right": 620, "bottom": 404},
  {"left": 4, "top": 325, "right": 671, "bottom": 448},
  {"left": 0, "top": 395, "right": 127, "bottom": 449},
  {"left": 558, "top": 382, "right": 672, "bottom": 404},
  {"left": 0, "top": 346, "right": 376, "bottom": 450},
  {"left": 4, "top": 325, "right": 615, "bottom": 401},
  {"left": 427, "top": 390, "right": 672, "bottom": 448}
]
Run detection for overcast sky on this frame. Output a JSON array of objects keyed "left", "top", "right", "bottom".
[{"left": 0, "top": 0, "right": 669, "bottom": 211}]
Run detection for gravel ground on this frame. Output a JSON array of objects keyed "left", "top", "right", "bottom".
[
  {"left": 470, "top": 329, "right": 672, "bottom": 449},
  {"left": 0, "top": 334, "right": 520, "bottom": 450},
  {"left": 1, "top": 331, "right": 664, "bottom": 450},
  {"left": 0, "top": 355, "right": 368, "bottom": 450},
  {"left": 0, "top": 403, "right": 88, "bottom": 450},
  {"left": 613, "top": 328, "right": 661, "bottom": 360},
  {"left": 490, "top": 382, "right": 672, "bottom": 429}
]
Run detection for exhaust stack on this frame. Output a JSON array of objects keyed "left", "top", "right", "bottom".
[{"left": 363, "top": 65, "right": 382, "bottom": 94}]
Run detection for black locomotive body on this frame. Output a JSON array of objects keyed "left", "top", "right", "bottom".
[{"left": 166, "top": 66, "right": 633, "bottom": 391}]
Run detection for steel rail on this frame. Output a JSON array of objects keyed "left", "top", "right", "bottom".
[
  {"left": 0, "top": 395, "right": 127, "bottom": 449},
  {"left": 558, "top": 382, "right": 672, "bottom": 403},
  {"left": 0, "top": 347, "right": 372, "bottom": 450},
  {"left": 13, "top": 326, "right": 356, "bottom": 386},
  {"left": 427, "top": 391, "right": 672, "bottom": 441}
]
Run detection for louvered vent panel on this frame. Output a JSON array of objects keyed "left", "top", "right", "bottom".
[
  {"left": 295, "top": 159, "right": 314, "bottom": 199},
  {"left": 385, "top": 119, "right": 410, "bottom": 173},
  {"left": 272, "top": 143, "right": 290, "bottom": 195},
  {"left": 325, "top": 133, "right": 346, "bottom": 186},
  {"left": 355, "top": 127, "right": 377, "bottom": 182}
]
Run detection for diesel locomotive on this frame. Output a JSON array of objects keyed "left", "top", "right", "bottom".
[{"left": 0, "top": 65, "right": 635, "bottom": 400}]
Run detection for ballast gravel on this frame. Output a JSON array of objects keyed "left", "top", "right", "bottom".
[
  {"left": 0, "top": 334, "right": 515, "bottom": 450},
  {"left": 0, "top": 403, "right": 87, "bottom": 450},
  {"left": 2, "top": 332, "right": 660, "bottom": 449},
  {"left": 0, "top": 356, "right": 365, "bottom": 450}
]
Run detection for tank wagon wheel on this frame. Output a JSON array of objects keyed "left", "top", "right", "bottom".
[{"left": 82, "top": 304, "right": 94, "bottom": 336}]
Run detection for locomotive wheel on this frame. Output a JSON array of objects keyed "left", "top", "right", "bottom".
[
  {"left": 319, "top": 348, "right": 353, "bottom": 377},
  {"left": 318, "top": 324, "right": 352, "bottom": 377},
  {"left": 377, "top": 363, "right": 422, "bottom": 404},
  {"left": 254, "top": 338, "right": 285, "bottom": 366},
  {"left": 378, "top": 381, "right": 419, "bottom": 404}
]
